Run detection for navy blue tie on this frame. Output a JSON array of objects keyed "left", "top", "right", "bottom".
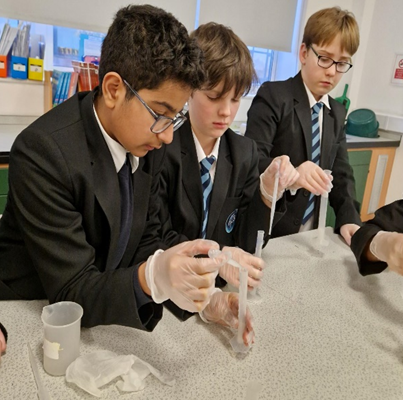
[
  {"left": 302, "top": 102, "right": 323, "bottom": 225},
  {"left": 200, "top": 156, "right": 215, "bottom": 238},
  {"left": 112, "top": 153, "right": 133, "bottom": 268}
]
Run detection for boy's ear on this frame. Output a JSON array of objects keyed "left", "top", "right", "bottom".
[
  {"left": 299, "top": 43, "right": 308, "bottom": 66},
  {"left": 102, "top": 72, "right": 125, "bottom": 109}
]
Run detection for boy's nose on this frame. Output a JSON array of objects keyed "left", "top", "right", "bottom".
[
  {"left": 218, "top": 102, "right": 231, "bottom": 117},
  {"left": 157, "top": 125, "right": 174, "bottom": 145}
]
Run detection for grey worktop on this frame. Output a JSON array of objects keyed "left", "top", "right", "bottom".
[{"left": 1, "top": 228, "right": 403, "bottom": 399}]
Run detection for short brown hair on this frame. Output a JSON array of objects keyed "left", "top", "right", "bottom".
[
  {"left": 190, "top": 22, "right": 257, "bottom": 97},
  {"left": 302, "top": 7, "right": 360, "bottom": 56}
]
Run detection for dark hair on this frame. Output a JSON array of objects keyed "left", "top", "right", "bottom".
[
  {"left": 303, "top": 7, "right": 360, "bottom": 56},
  {"left": 190, "top": 22, "right": 257, "bottom": 98},
  {"left": 99, "top": 5, "right": 205, "bottom": 97}
]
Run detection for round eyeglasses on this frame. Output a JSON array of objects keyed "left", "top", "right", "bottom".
[
  {"left": 123, "top": 79, "right": 187, "bottom": 134},
  {"left": 309, "top": 46, "right": 353, "bottom": 73}
]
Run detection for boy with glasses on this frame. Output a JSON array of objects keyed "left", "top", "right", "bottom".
[
  {"left": 245, "top": 7, "right": 362, "bottom": 245},
  {"left": 0, "top": 6, "right": 251, "bottom": 339}
]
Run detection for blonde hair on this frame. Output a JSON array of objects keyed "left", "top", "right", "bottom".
[
  {"left": 302, "top": 7, "right": 360, "bottom": 56},
  {"left": 190, "top": 22, "right": 257, "bottom": 97}
]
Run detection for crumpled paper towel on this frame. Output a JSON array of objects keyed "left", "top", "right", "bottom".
[{"left": 65, "top": 350, "right": 175, "bottom": 397}]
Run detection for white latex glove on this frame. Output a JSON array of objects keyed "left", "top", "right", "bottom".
[
  {"left": 340, "top": 223, "right": 360, "bottom": 246},
  {"left": 370, "top": 231, "right": 403, "bottom": 275},
  {"left": 260, "top": 155, "right": 299, "bottom": 202},
  {"left": 219, "top": 246, "right": 264, "bottom": 290},
  {"left": 0, "top": 329, "right": 6, "bottom": 360},
  {"left": 199, "top": 290, "right": 255, "bottom": 347},
  {"left": 289, "top": 161, "right": 333, "bottom": 195},
  {"left": 145, "top": 239, "right": 225, "bottom": 313}
]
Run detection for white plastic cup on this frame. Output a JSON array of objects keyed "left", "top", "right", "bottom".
[{"left": 41, "top": 301, "right": 83, "bottom": 376}]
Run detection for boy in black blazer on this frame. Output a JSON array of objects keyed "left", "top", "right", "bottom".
[
  {"left": 246, "top": 7, "right": 362, "bottom": 245},
  {"left": 0, "top": 6, "right": 243, "bottom": 333},
  {"left": 351, "top": 200, "right": 403, "bottom": 276},
  {"left": 158, "top": 23, "right": 299, "bottom": 293}
]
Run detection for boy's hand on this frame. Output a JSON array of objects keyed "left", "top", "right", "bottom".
[
  {"left": 289, "top": 161, "right": 332, "bottom": 195},
  {"left": 369, "top": 231, "right": 403, "bottom": 274},
  {"left": 219, "top": 246, "right": 264, "bottom": 290},
  {"left": 340, "top": 223, "right": 360, "bottom": 246},
  {"left": 0, "top": 329, "right": 6, "bottom": 360},
  {"left": 144, "top": 239, "right": 224, "bottom": 312},
  {"left": 260, "top": 155, "right": 299, "bottom": 202},
  {"left": 199, "top": 291, "right": 255, "bottom": 347}
]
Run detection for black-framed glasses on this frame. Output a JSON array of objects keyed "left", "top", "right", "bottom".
[
  {"left": 123, "top": 79, "right": 187, "bottom": 134},
  {"left": 309, "top": 46, "right": 353, "bottom": 73}
]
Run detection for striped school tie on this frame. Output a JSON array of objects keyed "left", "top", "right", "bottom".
[
  {"left": 302, "top": 102, "right": 323, "bottom": 225},
  {"left": 200, "top": 156, "right": 216, "bottom": 238}
]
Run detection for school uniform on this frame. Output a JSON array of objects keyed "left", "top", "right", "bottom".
[
  {"left": 351, "top": 200, "right": 403, "bottom": 275},
  {"left": 158, "top": 117, "right": 285, "bottom": 255},
  {"left": 245, "top": 72, "right": 361, "bottom": 237},
  {"left": 0, "top": 90, "right": 166, "bottom": 330}
]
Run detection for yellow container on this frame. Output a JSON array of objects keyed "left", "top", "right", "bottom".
[{"left": 28, "top": 57, "right": 44, "bottom": 81}]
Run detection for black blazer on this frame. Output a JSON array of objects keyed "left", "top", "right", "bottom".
[
  {"left": 245, "top": 72, "right": 361, "bottom": 238},
  {"left": 351, "top": 200, "right": 403, "bottom": 275},
  {"left": 158, "top": 118, "right": 284, "bottom": 254},
  {"left": 0, "top": 91, "right": 165, "bottom": 330}
]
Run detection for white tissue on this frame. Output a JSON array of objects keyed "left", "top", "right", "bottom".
[{"left": 65, "top": 350, "right": 175, "bottom": 397}]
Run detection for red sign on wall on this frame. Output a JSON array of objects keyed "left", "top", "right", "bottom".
[{"left": 392, "top": 54, "right": 403, "bottom": 85}]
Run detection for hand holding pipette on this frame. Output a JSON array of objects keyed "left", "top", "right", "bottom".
[
  {"left": 207, "top": 249, "right": 253, "bottom": 352},
  {"left": 219, "top": 246, "right": 264, "bottom": 290},
  {"left": 199, "top": 290, "right": 254, "bottom": 347}
]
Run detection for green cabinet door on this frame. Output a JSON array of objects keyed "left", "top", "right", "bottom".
[
  {"left": 0, "top": 168, "right": 9, "bottom": 214},
  {"left": 326, "top": 150, "right": 372, "bottom": 227}
]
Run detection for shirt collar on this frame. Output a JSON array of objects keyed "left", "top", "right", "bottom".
[
  {"left": 191, "top": 131, "right": 220, "bottom": 163},
  {"left": 303, "top": 82, "right": 331, "bottom": 110},
  {"left": 93, "top": 105, "right": 139, "bottom": 173}
]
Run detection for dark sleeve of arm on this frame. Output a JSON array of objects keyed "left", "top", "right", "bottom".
[
  {"left": 0, "top": 322, "right": 8, "bottom": 342},
  {"left": 351, "top": 200, "right": 403, "bottom": 275},
  {"left": 328, "top": 116, "right": 362, "bottom": 232},
  {"left": 9, "top": 130, "right": 162, "bottom": 330},
  {"left": 244, "top": 83, "right": 280, "bottom": 173},
  {"left": 233, "top": 140, "right": 286, "bottom": 253}
]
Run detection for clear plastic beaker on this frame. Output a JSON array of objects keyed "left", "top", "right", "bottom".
[{"left": 41, "top": 301, "right": 83, "bottom": 376}]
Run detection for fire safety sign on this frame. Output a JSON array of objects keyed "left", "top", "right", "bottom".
[{"left": 391, "top": 54, "right": 403, "bottom": 85}]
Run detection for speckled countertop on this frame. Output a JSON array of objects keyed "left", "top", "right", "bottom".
[{"left": 1, "top": 228, "right": 403, "bottom": 399}]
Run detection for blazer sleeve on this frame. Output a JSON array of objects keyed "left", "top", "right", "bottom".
[
  {"left": 0, "top": 322, "right": 7, "bottom": 343},
  {"left": 8, "top": 128, "right": 162, "bottom": 330},
  {"left": 327, "top": 104, "right": 362, "bottom": 232},
  {"left": 245, "top": 82, "right": 282, "bottom": 173},
  {"left": 351, "top": 200, "right": 403, "bottom": 275},
  {"left": 231, "top": 139, "right": 286, "bottom": 253}
]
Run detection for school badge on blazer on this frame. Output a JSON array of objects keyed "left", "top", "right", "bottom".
[{"left": 225, "top": 209, "right": 238, "bottom": 233}]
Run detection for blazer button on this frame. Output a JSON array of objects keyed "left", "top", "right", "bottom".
[
  {"left": 303, "top": 190, "right": 309, "bottom": 197},
  {"left": 294, "top": 219, "right": 300, "bottom": 225}
]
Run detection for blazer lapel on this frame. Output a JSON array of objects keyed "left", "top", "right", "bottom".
[
  {"left": 293, "top": 73, "right": 312, "bottom": 159},
  {"left": 180, "top": 123, "right": 204, "bottom": 223},
  {"left": 207, "top": 136, "right": 232, "bottom": 237},
  {"left": 81, "top": 92, "right": 121, "bottom": 268}
]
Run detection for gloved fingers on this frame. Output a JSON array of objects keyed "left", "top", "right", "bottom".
[
  {"left": 191, "top": 255, "right": 225, "bottom": 275},
  {"left": 177, "top": 239, "right": 220, "bottom": 257},
  {"left": 282, "top": 167, "right": 299, "bottom": 189},
  {"left": 191, "top": 271, "right": 219, "bottom": 290},
  {"left": 247, "top": 276, "right": 261, "bottom": 289},
  {"left": 243, "top": 310, "right": 255, "bottom": 346},
  {"left": 245, "top": 263, "right": 264, "bottom": 279}
]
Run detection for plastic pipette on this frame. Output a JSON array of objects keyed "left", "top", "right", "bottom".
[
  {"left": 249, "top": 230, "right": 265, "bottom": 300},
  {"left": 317, "top": 170, "right": 332, "bottom": 246},
  {"left": 269, "top": 162, "right": 280, "bottom": 236},
  {"left": 208, "top": 249, "right": 251, "bottom": 353},
  {"left": 27, "top": 343, "right": 52, "bottom": 400}
]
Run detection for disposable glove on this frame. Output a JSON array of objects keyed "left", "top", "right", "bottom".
[
  {"left": 145, "top": 239, "right": 225, "bottom": 313},
  {"left": 260, "top": 155, "right": 299, "bottom": 203},
  {"left": 370, "top": 231, "right": 403, "bottom": 275},
  {"left": 219, "top": 246, "right": 264, "bottom": 290},
  {"left": 199, "top": 290, "right": 255, "bottom": 347},
  {"left": 288, "top": 161, "right": 333, "bottom": 196}
]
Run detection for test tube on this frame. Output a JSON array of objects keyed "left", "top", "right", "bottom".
[
  {"left": 318, "top": 169, "right": 332, "bottom": 246},
  {"left": 249, "top": 230, "right": 264, "bottom": 300}
]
